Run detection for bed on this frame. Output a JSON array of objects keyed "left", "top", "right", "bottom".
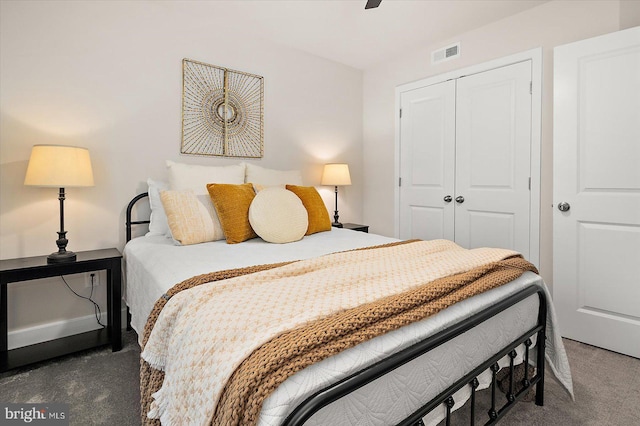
[{"left": 124, "top": 187, "right": 572, "bottom": 426}]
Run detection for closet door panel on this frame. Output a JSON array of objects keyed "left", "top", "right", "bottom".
[
  {"left": 455, "top": 61, "right": 532, "bottom": 256},
  {"left": 399, "top": 81, "right": 455, "bottom": 241}
]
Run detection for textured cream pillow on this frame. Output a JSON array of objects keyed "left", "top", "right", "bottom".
[
  {"left": 249, "top": 187, "right": 308, "bottom": 244},
  {"left": 244, "top": 163, "right": 303, "bottom": 186},
  {"left": 160, "top": 190, "right": 225, "bottom": 245},
  {"left": 166, "top": 161, "right": 245, "bottom": 241}
]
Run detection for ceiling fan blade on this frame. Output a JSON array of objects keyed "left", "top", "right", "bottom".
[{"left": 365, "top": 0, "right": 382, "bottom": 9}]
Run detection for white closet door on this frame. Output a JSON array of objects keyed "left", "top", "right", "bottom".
[
  {"left": 399, "top": 80, "right": 456, "bottom": 241},
  {"left": 553, "top": 27, "right": 640, "bottom": 358},
  {"left": 454, "top": 61, "right": 532, "bottom": 257}
]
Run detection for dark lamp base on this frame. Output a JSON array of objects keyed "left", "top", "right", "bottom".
[
  {"left": 332, "top": 222, "right": 343, "bottom": 228},
  {"left": 47, "top": 251, "right": 77, "bottom": 264}
]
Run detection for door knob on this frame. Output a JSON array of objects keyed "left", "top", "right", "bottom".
[
  {"left": 444, "top": 195, "right": 452, "bottom": 203},
  {"left": 455, "top": 196, "right": 465, "bottom": 204},
  {"left": 558, "top": 202, "right": 570, "bottom": 212}
]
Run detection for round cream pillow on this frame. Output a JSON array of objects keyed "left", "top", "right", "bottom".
[{"left": 249, "top": 187, "right": 308, "bottom": 243}]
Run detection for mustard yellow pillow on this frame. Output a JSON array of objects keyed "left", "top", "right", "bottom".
[
  {"left": 207, "top": 183, "right": 257, "bottom": 244},
  {"left": 285, "top": 185, "right": 331, "bottom": 235}
]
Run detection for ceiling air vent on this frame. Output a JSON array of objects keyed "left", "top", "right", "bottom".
[{"left": 431, "top": 42, "right": 461, "bottom": 64}]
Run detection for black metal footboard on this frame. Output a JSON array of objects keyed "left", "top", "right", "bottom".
[{"left": 283, "top": 285, "right": 547, "bottom": 426}]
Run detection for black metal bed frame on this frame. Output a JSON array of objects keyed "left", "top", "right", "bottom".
[
  {"left": 125, "top": 193, "right": 546, "bottom": 426},
  {"left": 126, "top": 192, "right": 150, "bottom": 243}
]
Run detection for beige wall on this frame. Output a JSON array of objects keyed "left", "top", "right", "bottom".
[
  {"left": 0, "top": 1, "right": 363, "bottom": 336},
  {"left": 621, "top": 0, "right": 640, "bottom": 29},
  {"left": 362, "top": 0, "right": 639, "bottom": 288}
]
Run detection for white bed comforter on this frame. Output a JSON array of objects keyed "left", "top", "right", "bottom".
[
  {"left": 125, "top": 229, "right": 573, "bottom": 425},
  {"left": 125, "top": 228, "right": 398, "bottom": 337}
]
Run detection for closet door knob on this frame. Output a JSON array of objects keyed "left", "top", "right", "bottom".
[
  {"left": 444, "top": 195, "right": 452, "bottom": 203},
  {"left": 455, "top": 196, "right": 465, "bottom": 204}
]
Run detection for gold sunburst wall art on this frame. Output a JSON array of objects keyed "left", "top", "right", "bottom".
[{"left": 181, "top": 59, "right": 264, "bottom": 158}]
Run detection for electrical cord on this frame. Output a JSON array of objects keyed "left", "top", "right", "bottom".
[{"left": 60, "top": 274, "right": 106, "bottom": 328}]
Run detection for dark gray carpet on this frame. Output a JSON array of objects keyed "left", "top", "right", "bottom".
[
  {"left": 0, "top": 330, "right": 141, "bottom": 425},
  {"left": 1, "top": 334, "right": 638, "bottom": 425}
]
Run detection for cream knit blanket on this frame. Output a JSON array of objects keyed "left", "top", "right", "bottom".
[{"left": 141, "top": 239, "right": 520, "bottom": 425}]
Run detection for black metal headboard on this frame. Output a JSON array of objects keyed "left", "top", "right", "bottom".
[{"left": 126, "top": 192, "right": 150, "bottom": 242}]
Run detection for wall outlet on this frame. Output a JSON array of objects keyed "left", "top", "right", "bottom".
[{"left": 84, "top": 272, "right": 100, "bottom": 288}]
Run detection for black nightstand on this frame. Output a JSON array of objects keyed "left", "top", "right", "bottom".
[
  {"left": 0, "top": 248, "right": 122, "bottom": 372},
  {"left": 334, "top": 223, "right": 369, "bottom": 233}
]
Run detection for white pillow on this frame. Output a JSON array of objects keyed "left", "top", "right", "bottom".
[
  {"left": 245, "top": 163, "right": 303, "bottom": 186},
  {"left": 146, "top": 179, "right": 170, "bottom": 237},
  {"left": 249, "top": 187, "right": 308, "bottom": 244},
  {"left": 167, "top": 160, "right": 245, "bottom": 194}
]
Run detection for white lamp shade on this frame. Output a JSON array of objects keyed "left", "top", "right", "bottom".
[
  {"left": 24, "top": 145, "right": 94, "bottom": 187},
  {"left": 321, "top": 163, "right": 351, "bottom": 186}
]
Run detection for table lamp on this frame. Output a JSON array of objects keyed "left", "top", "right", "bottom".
[
  {"left": 321, "top": 163, "right": 351, "bottom": 228},
  {"left": 24, "top": 145, "right": 94, "bottom": 263}
]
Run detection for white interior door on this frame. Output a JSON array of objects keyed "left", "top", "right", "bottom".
[
  {"left": 554, "top": 26, "right": 640, "bottom": 358},
  {"left": 399, "top": 80, "right": 456, "bottom": 241},
  {"left": 455, "top": 61, "right": 532, "bottom": 257}
]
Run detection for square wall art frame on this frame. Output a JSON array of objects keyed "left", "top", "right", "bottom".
[{"left": 181, "top": 59, "right": 264, "bottom": 158}]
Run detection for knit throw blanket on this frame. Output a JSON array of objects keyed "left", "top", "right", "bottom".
[{"left": 140, "top": 239, "right": 537, "bottom": 426}]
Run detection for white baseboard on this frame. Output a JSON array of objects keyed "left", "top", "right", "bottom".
[{"left": 7, "top": 308, "right": 128, "bottom": 350}]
